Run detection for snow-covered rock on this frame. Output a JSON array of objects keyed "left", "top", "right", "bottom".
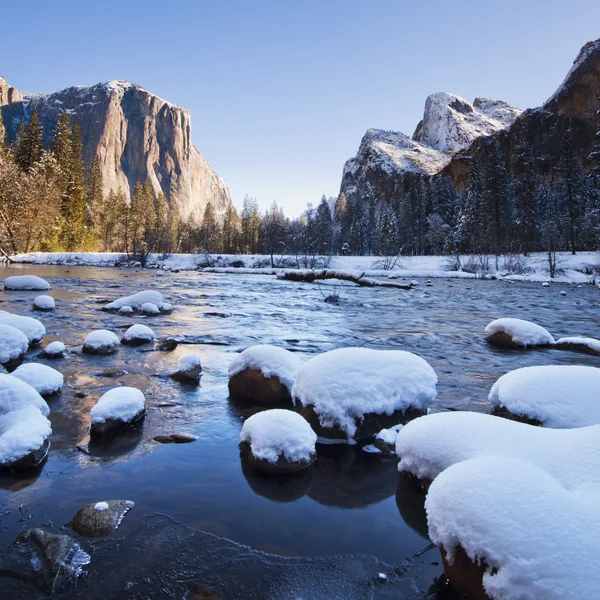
[
  {"left": 0, "top": 323, "right": 29, "bottom": 370},
  {"left": 32, "top": 295, "right": 55, "bottom": 311},
  {"left": 373, "top": 424, "right": 403, "bottom": 455},
  {"left": 292, "top": 348, "right": 437, "bottom": 440},
  {"left": 554, "top": 336, "right": 600, "bottom": 356},
  {"left": 484, "top": 317, "right": 555, "bottom": 349},
  {"left": 103, "top": 290, "right": 170, "bottom": 312},
  {"left": 140, "top": 302, "right": 160, "bottom": 315},
  {"left": 90, "top": 387, "right": 146, "bottom": 436},
  {"left": 170, "top": 354, "right": 202, "bottom": 383},
  {"left": 239, "top": 409, "right": 317, "bottom": 472},
  {"left": 118, "top": 305, "right": 133, "bottom": 315},
  {"left": 82, "top": 330, "right": 120, "bottom": 355},
  {"left": 39, "top": 341, "right": 66, "bottom": 359},
  {"left": 0, "top": 407, "right": 52, "bottom": 469},
  {"left": 3, "top": 275, "right": 50, "bottom": 291},
  {"left": 70, "top": 499, "right": 134, "bottom": 537},
  {"left": 121, "top": 324, "right": 156, "bottom": 346},
  {"left": 0, "top": 311, "right": 46, "bottom": 346},
  {"left": 0, "top": 373, "right": 50, "bottom": 416},
  {"left": 542, "top": 281, "right": 550, "bottom": 287},
  {"left": 228, "top": 345, "right": 303, "bottom": 404},
  {"left": 12, "top": 363, "right": 64, "bottom": 396},
  {"left": 489, "top": 365, "right": 600, "bottom": 428}
]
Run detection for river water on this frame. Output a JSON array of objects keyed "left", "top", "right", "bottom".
[{"left": 0, "top": 264, "right": 598, "bottom": 599}]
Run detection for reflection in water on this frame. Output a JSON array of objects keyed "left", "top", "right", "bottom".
[
  {"left": 395, "top": 471, "right": 429, "bottom": 540},
  {"left": 0, "top": 465, "right": 44, "bottom": 492},
  {"left": 84, "top": 425, "right": 144, "bottom": 460}
]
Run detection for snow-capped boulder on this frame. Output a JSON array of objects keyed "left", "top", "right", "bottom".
[
  {"left": 69, "top": 500, "right": 134, "bottom": 537},
  {"left": 90, "top": 387, "right": 146, "bottom": 436},
  {"left": 82, "top": 330, "right": 120, "bottom": 355},
  {"left": 118, "top": 305, "right": 133, "bottom": 315},
  {"left": 489, "top": 365, "right": 600, "bottom": 428},
  {"left": 121, "top": 324, "right": 156, "bottom": 346},
  {"left": 3, "top": 275, "right": 51, "bottom": 291},
  {"left": 373, "top": 424, "right": 403, "bottom": 455},
  {"left": 239, "top": 409, "right": 317, "bottom": 473},
  {"left": 140, "top": 302, "right": 160, "bottom": 315},
  {"left": 103, "top": 290, "right": 171, "bottom": 313},
  {"left": 0, "top": 311, "right": 46, "bottom": 346},
  {"left": 12, "top": 363, "right": 64, "bottom": 396},
  {"left": 228, "top": 345, "right": 303, "bottom": 404},
  {"left": 0, "top": 407, "right": 52, "bottom": 469},
  {"left": 292, "top": 348, "right": 437, "bottom": 441},
  {"left": 0, "top": 323, "right": 29, "bottom": 371},
  {"left": 32, "top": 295, "right": 55, "bottom": 312},
  {"left": 170, "top": 354, "right": 202, "bottom": 383},
  {"left": 484, "top": 317, "right": 555, "bottom": 349},
  {"left": 38, "top": 341, "right": 66, "bottom": 359},
  {"left": 0, "top": 373, "right": 50, "bottom": 416},
  {"left": 554, "top": 336, "right": 600, "bottom": 356}
]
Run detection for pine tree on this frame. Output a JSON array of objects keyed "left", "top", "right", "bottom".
[
  {"left": 376, "top": 204, "right": 401, "bottom": 256},
  {"left": 512, "top": 136, "right": 538, "bottom": 255},
  {"left": 241, "top": 195, "right": 260, "bottom": 253},
  {"left": 222, "top": 204, "right": 240, "bottom": 253},
  {"left": 484, "top": 139, "right": 510, "bottom": 264},
  {"left": 0, "top": 114, "right": 6, "bottom": 151},
  {"left": 314, "top": 195, "right": 333, "bottom": 255},
  {"left": 86, "top": 155, "right": 104, "bottom": 234},
  {"left": 199, "top": 202, "right": 219, "bottom": 253},
  {"left": 14, "top": 111, "right": 44, "bottom": 172},
  {"left": 458, "top": 156, "right": 487, "bottom": 253}
]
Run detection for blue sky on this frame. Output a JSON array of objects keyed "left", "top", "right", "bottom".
[{"left": 2, "top": 0, "right": 599, "bottom": 216}]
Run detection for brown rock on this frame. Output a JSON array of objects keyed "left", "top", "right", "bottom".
[
  {"left": 239, "top": 441, "right": 315, "bottom": 473},
  {"left": 228, "top": 368, "right": 292, "bottom": 404},
  {"left": 90, "top": 409, "right": 146, "bottom": 438},
  {"left": 70, "top": 500, "right": 134, "bottom": 537},
  {"left": 440, "top": 545, "right": 491, "bottom": 600}
]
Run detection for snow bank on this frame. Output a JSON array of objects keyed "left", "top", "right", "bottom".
[
  {"left": 484, "top": 317, "right": 555, "bottom": 347},
  {"left": 0, "top": 324, "right": 29, "bottom": 365},
  {"left": 0, "top": 311, "right": 46, "bottom": 345},
  {"left": 229, "top": 345, "right": 303, "bottom": 391},
  {"left": 12, "top": 363, "right": 64, "bottom": 396},
  {"left": 0, "top": 373, "right": 50, "bottom": 416},
  {"left": 90, "top": 387, "right": 146, "bottom": 424},
  {"left": 425, "top": 455, "right": 600, "bottom": 600},
  {"left": 3, "top": 275, "right": 50, "bottom": 291},
  {"left": 0, "top": 407, "right": 52, "bottom": 466},
  {"left": 292, "top": 348, "right": 437, "bottom": 438},
  {"left": 122, "top": 324, "right": 155, "bottom": 344},
  {"left": 240, "top": 409, "right": 317, "bottom": 465},
  {"left": 489, "top": 365, "right": 600, "bottom": 428},
  {"left": 33, "top": 295, "right": 55, "bottom": 311},
  {"left": 104, "top": 291, "right": 169, "bottom": 312},
  {"left": 83, "top": 329, "right": 120, "bottom": 353}
]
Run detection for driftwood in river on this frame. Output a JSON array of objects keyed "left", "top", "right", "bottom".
[{"left": 277, "top": 269, "right": 412, "bottom": 289}]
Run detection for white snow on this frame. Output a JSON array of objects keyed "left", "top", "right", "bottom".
[
  {"left": 104, "top": 290, "right": 169, "bottom": 312},
  {"left": 12, "top": 363, "right": 64, "bottom": 396},
  {"left": 90, "top": 387, "right": 146, "bottom": 424},
  {"left": 0, "top": 373, "right": 50, "bottom": 416},
  {"left": 229, "top": 345, "right": 303, "bottom": 391},
  {"left": 240, "top": 409, "right": 317, "bottom": 464},
  {"left": 140, "top": 302, "right": 160, "bottom": 315},
  {"left": 43, "top": 341, "right": 66, "bottom": 356},
  {"left": 83, "top": 329, "right": 119, "bottom": 351},
  {"left": 179, "top": 354, "right": 201, "bottom": 371},
  {"left": 94, "top": 501, "right": 109, "bottom": 512},
  {"left": 0, "top": 324, "right": 29, "bottom": 364},
  {"left": 3, "top": 275, "right": 50, "bottom": 291},
  {"left": 160, "top": 302, "right": 173, "bottom": 313},
  {"left": 291, "top": 348, "right": 437, "bottom": 438},
  {"left": 0, "top": 311, "right": 46, "bottom": 345},
  {"left": 122, "top": 324, "right": 155, "bottom": 343},
  {"left": 376, "top": 424, "right": 403, "bottom": 446},
  {"left": 489, "top": 365, "right": 600, "bottom": 428},
  {"left": 555, "top": 336, "right": 600, "bottom": 354},
  {"left": 33, "top": 295, "right": 55, "bottom": 310},
  {"left": 425, "top": 455, "right": 600, "bottom": 600},
  {"left": 484, "top": 317, "right": 555, "bottom": 347},
  {"left": 118, "top": 306, "right": 133, "bottom": 314},
  {"left": 0, "top": 407, "right": 52, "bottom": 466}
]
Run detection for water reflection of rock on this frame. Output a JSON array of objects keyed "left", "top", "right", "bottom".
[
  {"left": 0, "top": 467, "right": 44, "bottom": 492},
  {"left": 79, "top": 426, "right": 143, "bottom": 460},
  {"left": 307, "top": 445, "right": 397, "bottom": 508},
  {"left": 395, "top": 471, "right": 429, "bottom": 540},
  {"left": 240, "top": 454, "right": 313, "bottom": 502}
]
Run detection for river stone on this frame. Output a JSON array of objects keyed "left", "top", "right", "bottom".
[
  {"left": 69, "top": 500, "right": 135, "bottom": 537},
  {"left": 439, "top": 544, "right": 489, "bottom": 600},
  {"left": 0, "top": 528, "right": 90, "bottom": 593},
  {"left": 95, "top": 367, "right": 129, "bottom": 378},
  {"left": 154, "top": 433, "right": 198, "bottom": 444},
  {"left": 239, "top": 441, "right": 315, "bottom": 473},
  {"left": 90, "top": 409, "right": 146, "bottom": 437},
  {"left": 171, "top": 361, "right": 202, "bottom": 383},
  {"left": 3, "top": 438, "right": 51, "bottom": 471},
  {"left": 158, "top": 339, "right": 178, "bottom": 352},
  {"left": 228, "top": 368, "right": 292, "bottom": 404}
]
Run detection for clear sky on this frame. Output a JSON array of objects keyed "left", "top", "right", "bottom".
[{"left": 2, "top": 0, "right": 599, "bottom": 216}]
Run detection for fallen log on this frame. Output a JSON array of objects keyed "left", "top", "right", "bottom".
[{"left": 277, "top": 269, "right": 412, "bottom": 289}]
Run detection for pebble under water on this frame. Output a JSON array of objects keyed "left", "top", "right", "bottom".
[{"left": 0, "top": 264, "right": 598, "bottom": 599}]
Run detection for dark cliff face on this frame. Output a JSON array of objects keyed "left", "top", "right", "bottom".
[{"left": 0, "top": 79, "right": 231, "bottom": 219}]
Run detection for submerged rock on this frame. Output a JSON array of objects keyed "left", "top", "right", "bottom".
[
  {"left": 69, "top": 500, "right": 135, "bottom": 537},
  {"left": 154, "top": 433, "right": 197, "bottom": 444}
]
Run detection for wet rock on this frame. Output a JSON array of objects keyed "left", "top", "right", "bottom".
[
  {"left": 154, "top": 433, "right": 197, "bottom": 444},
  {"left": 440, "top": 545, "right": 489, "bottom": 600},
  {"left": 203, "top": 311, "right": 231, "bottom": 318},
  {"left": 187, "top": 586, "right": 226, "bottom": 600},
  {"left": 95, "top": 367, "right": 129, "bottom": 378},
  {"left": 38, "top": 340, "right": 67, "bottom": 359},
  {"left": 75, "top": 391, "right": 88, "bottom": 398},
  {"left": 228, "top": 368, "right": 292, "bottom": 404},
  {"left": 32, "top": 295, "right": 55, "bottom": 312},
  {"left": 69, "top": 500, "right": 135, "bottom": 537},
  {"left": 90, "top": 387, "right": 146, "bottom": 437},
  {"left": 158, "top": 338, "right": 178, "bottom": 352},
  {"left": 324, "top": 294, "right": 340, "bottom": 304},
  {"left": 554, "top": 336, "right": 600, "bottom": 356},
  {"left": 171, "top": 355, "right": 202, "bottom": 383},
  {"left": 82, "top": 329, "right": 120, "bottom": 355},
  {"left": 0, "top": 528, "right": 90, "bottom": 593},
  {"left": 1, "top": 438, "right": 51, "bottom": 471}
]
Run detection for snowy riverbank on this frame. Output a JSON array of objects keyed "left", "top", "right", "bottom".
[{"left": 9, "top": 251, "right": 600, "bottom": 284}]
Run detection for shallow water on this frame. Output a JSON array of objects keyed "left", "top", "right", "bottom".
[{"left": 0, "top": 264, "right": 598, "bottom": 598}]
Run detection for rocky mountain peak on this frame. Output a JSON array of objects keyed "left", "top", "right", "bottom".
[{"left": 0, "top": 77, "right": 22, "bottom": 107}]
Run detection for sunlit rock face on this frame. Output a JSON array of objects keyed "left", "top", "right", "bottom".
[{"left": 0, "top": 78, "right": 231, "bottom": 220}]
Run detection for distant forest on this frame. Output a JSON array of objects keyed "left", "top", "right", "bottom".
[{"left": 1, "top": 109, "right": 599, "bottom": 269}]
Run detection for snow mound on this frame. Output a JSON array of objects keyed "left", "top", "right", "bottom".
[
  {"left": 0, "top": 373, "right": 49, "bottom": 416},
  {"left": 0, "top": 407, "right": 52, "bottom": 466},
  {"left": 425, "top": 455, "right": 600, "bottom": 600},
  {"left": 240, "top": 409, "right": 317, "bottom": 464},
  {"left": 0, "top": 311, "right": 46, "bottom": 345},
  {"left": 3, "top": 275, "right": 51, "bottom": 291},
  {"left": 104, "top": 291, "right": 170, "bottom": 312},
  {"left": 83, "top": 330, "right": 119, "bottom": 351},
  {"left": 90, "top": 387, "right": 146, "bottom": 424},
  {"left": 33, "top": 295, "right": 55, "bottom": 310},
  {"left": 43, "top": 341, "right": 66, "bottom": 356},
  {"left": 229, "top": 345, "right": 303, "bottom": 391},
  {"left": 292, "top": 348, "right": 437, "bottom": 438},
  {"left": 122, "top": 324, "right": 155, "bottom": 343},
  {"left": 118, "top": 306, "right": 133, "bottom": 314},
  {"left": 140, "top": 302, "right": 160, "bottom": 315},
  {"left": 12, "top": 363, "right": 64, "bottom": 396},
  {"left": 0, "top": 324, "right": 29, "bottom": 365},
  {"left": 489, "top": 365, "right": 600, "bottom": 428},
  {"left": 484, "top": 317, "right": 555, "bottom": 347}
]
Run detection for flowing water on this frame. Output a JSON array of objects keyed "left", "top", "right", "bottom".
[{"left": 0, "top": 264, "right": 598, "bottom": 599}]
